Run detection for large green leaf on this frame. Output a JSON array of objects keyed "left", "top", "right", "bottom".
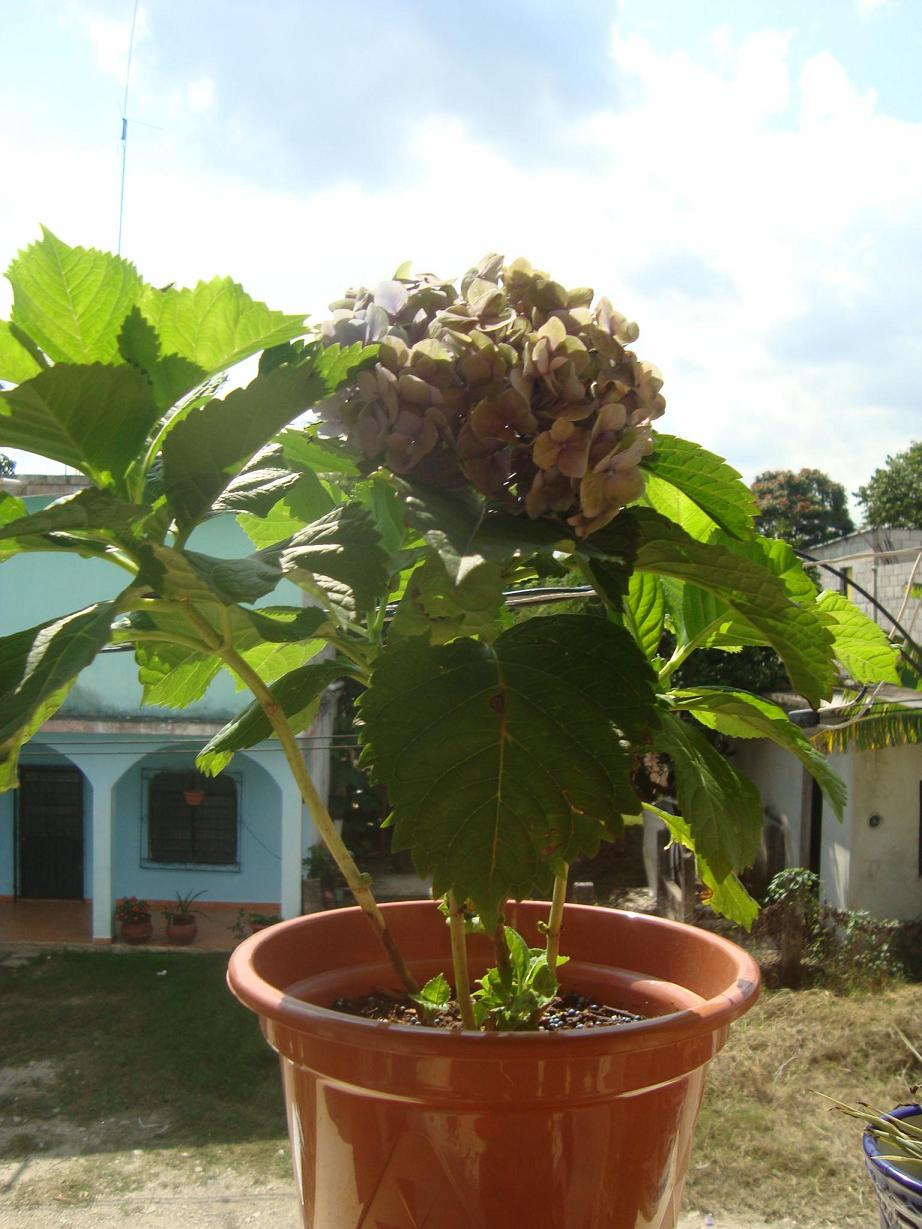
[
  {"left": 136, "top": 638, "right": 222, "bottom": 709},
  {"left": 630, "top": 508, "right": 835, "bottom": 705},
  {"left": 640, "top": 802, "right": 758, "bottom": 929},
  {"left": 816, "top": 591, "right": 901, "bottom": 684},
  {"left": 0, "top": 364, "right": 160, "bottom": 491},
  {"left": 642, "top": 433, "right": 757, "bottom": 538},
  {"left": 237, "top": 471, "right": 335, "bottom": 549},
  {"left": 117, "top": 308, "right": 207, "bottom": 411},
  {"left": 0, "top": 682, "right": 75, "bottom": 791},
  {"left": 390, "top": 551, "right": 505, "bottom": 643},
  {"left": 139, "top": 277, "right": 306, "bottom": 375},
  {"left": 276, "top": 502, "right": 390, "bottom": 614},
  {"left": 183, "top": 551, "right": 283, "bottom": 605},
  {"left": 0, "top": 487, "right": 147, "bottom": 548},
  {"left": 360, "top": 616, "right": 654, "bottom": 923},
  {"left": 197, "top": 658, "right": 358, "bottom": 776},
  {"left": 671, "top": 687, "right": 847, "bottom": 819},
  {"left": 655, "top": 712, "right": 764, "bottom": 881},
  {"left": 0, "top": 321, "right": 43, "bottom": 383},
  {"left": 161, "top": 345, "right": 372, "bottom": 532},
  {"left": 7, "top": 229, "right": 142, "bottom": 365},
  {"left": 0, "top": 602, "right": 115, "bottom": 748},
  {"left": 279, "top": 427, "right": 361, "bottom": 476},
  {"left": 622, "top": 570, "right": 665, "bottom": 659}
]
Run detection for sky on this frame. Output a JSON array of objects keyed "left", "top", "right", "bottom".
[{"left": 1, "top": 0, "right": 921, "bottom": 507}]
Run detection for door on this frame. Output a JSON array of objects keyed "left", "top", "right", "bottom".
[{"left": 17, "top": 766, "right": 85, "bottom": 899}]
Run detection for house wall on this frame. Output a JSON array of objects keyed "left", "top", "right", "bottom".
[
  {"left": 0, "top": 496, "right": 306, "bottom": 722},
  {"left": 808, "top": 528, "right": 922, "bottom": 638},
  {"left": 730, "top": 739, "right": 808, "bottom": 865},
  {"left": 841, "top": 743, "right": 921, "bottom": 921}
]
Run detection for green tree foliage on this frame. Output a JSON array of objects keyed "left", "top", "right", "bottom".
[
  {"left": 856, "top": 441, "right": 922, "bottom": 529},
  {"left": 0, "top": 453, "right": 13, "bottom": 477},
  {"left": 751, "top": 468, "right": 854, "bottom": 547}
]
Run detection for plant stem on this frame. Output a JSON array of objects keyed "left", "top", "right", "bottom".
[
  {"left": 657, "top": 617, "right": 725, "bottom": 684},
  {"left": 493, "top": 913, "right": 511, "bottom": 983},
  {"left": 179, "top": 602, "right": 419, "bottom": 997},
  {"left": 447, "top": 893, "right": 476, "bottom": 1030},
  {"left": 545, "top": 864, "right": 568, "bottom": 972}
]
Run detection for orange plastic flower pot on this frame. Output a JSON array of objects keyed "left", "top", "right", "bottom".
[{"left": 227, "top": 900, "right": 759, "bottom": 1229}]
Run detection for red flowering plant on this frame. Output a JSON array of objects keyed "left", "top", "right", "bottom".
[{"left": 114, "top": 896, "right": 151, "bottom": 924}]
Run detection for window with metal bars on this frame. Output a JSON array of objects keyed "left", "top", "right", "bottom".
[{"left": 143, "top": 771, "right": 240, "bottom": 868}]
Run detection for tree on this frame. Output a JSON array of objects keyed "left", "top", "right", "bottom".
[
  {"left": 0, "top": 453, "right": 13, "bottom": 477},
  {"left": 856, "top": 441, "right": 922, "bottom": 529},
  {"left": 751, "top": 468, "right": 854, "bottom": 548}
]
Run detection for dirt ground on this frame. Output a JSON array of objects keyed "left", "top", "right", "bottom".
[{"left": 0, "top": 1141, "right": 797, "bottom": 1229}]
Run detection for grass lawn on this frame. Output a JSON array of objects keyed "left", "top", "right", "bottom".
[
  {"left": 0, "top": 947, "right": 919, "bottom": 1225},
  {"left": 0, "top": 948, "right": 290, "bottom": 1205}
]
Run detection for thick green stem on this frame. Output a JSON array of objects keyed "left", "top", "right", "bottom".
[
  {"left": 180, "top": 602, "right": 418, "bottom": 997},
  {"left": 545, "top": 865, "right": 569, "bottom": 972},
  {"left": 447, "top": 893, "right": 476, "bottom": 1030}
]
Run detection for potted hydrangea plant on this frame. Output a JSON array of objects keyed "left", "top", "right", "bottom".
[
  {"left": 114, "top": 896, "right": 152, "bottom": 944},
  {"left": 0, "top": 233, "right": 903, "bottom": 1228}
]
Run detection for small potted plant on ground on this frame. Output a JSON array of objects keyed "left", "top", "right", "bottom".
[
  {"left": 163, "top": 889, "right": 206, "bottom": 945},
  {"left": 114, "top": 897, "right": 152, "bottom": 945},
  {"left": 0, "top": 234, "right": 905, "bottom": 1229}
]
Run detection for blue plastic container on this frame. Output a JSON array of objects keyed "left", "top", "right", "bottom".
[{"left": 863, "top": 1105, "right": 922, "bottom": 1229}]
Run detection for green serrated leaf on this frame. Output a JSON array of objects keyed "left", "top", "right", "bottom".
[
  {"left": 672, "top": 687, "right": 847, "bottom": 819},
  {"left": 816, "top": 591, "right": 901, "bottom": 684},
  {"left": 139, "top": 277, "right": 306, "bottom": 376},
  {"left": 8, "top": 229, "right": 142, "bottom": 365},
  {"left": 359, "top": 616, "right": 653, "bottom": 924},
  {"left": 414, "top": 972, "right": 452, "bottom": 1008},
  {"left": 623, "top": 570, "right": 665, "bottom": 659},
  {"left": 699, "top": 861, "right": 760, "bottom": 929},
  {"left": 117, "top": 307, "right": 207, "bottom": 410},
  {"left": 0, "top": 364, "right": 161, "bottom": 492},
  {"left": 630, "top": 508, "right": 835, "bottom": 706},
  {"left": 0, "top": 602, "right": 115, "bottom": 748},
  {"left": 280, "top": 428, "right": 361, "bottom": 476},
  {"left": 136, "top": 640, "right": 221, "bottom": 709},
  {"left": 197, "top": 659, "right": 358, "bottom": 776},
  {"left": 643, "top": 433, "right": 757, "bottom": 538},
  {"left": 237, "top": 471, "right": 335, "bottom": 549},
  {"left": 0, "top": 320, "right": 43, "bottom": 383},
  {"left": 183, "top": 551, "right": 283, "bottom": 605},
  {"left": 390, "top": 551, "right": 505, "bottom": 644},
  {"left": 0, "top": 681, "right": 75, "bottom": 791},
  {"left": 0, "top": 487, "right": 147, "bottom": 547},
  {"left": 162, "top": 345, "right": 371, "bottom": 533},
  {"left": 656, "top": 712, "right": 763, "bottom": 881},
  {"left": 276, "top": 502, "right": 390, "bottom": 615}
]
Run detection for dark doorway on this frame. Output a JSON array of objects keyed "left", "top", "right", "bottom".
[
  {"left": 808, "top": 778, "right": 823, "bottom": 876},
  {"left": 16, "top": 766, "right": 85, "bottom": 899}
]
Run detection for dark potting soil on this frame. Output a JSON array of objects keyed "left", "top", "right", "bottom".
[{"left": 330, "top": 990, "right": 645, "bottom": 1031}]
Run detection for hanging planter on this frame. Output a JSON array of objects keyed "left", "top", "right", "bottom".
[{"left": 228, "top": 899, "right": 759, "bottom": 1229}]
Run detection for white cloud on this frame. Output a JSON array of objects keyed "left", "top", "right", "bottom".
[
  {"left": 856, "top": 0, "right": 891, "bottom": 18},
  {"left": 2, "top": 22, "right": 921, "bottom": 502},
  {"left": 186, "top": 77, "right": 216, "bottom": 113},
  {"left": 59, "top": 1, "right": 150, "bottom": 86}
]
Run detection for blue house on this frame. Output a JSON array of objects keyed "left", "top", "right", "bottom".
[{"left": 0, "top": 475, "right": 332, "bottom": 941}]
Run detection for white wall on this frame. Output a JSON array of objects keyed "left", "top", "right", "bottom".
[
  {"left": 731, "top": 739, "right": 809, "bottom": 864},
  {"left": 844, "top": 743, "right": 922, "bottom": 921}
]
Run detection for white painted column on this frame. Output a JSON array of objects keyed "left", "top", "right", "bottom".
[
  {"left": 61, "top": 753, "right": 141, "bottom": 943},
  {"left": 279, "top": 773, "right": 304, "bottom": 919}
]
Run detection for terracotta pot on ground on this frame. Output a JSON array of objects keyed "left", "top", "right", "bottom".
[
  {"left": 228, "top": 900, "right": 759, "bottom": 1229},
  {"left": 119, "top": 916, "right": 153, "bottom": 944},
  {"left": 166, "top": 916, "right": 198, "bottom": 945}
]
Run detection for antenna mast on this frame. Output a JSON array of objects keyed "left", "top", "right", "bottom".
[{"left": 117, "top": 0, "right": 141, "bottom": 255}]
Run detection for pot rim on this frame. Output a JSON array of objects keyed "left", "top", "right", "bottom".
[
  {"left": 863, "top": 1104, "right": 922, "bottom": 1196},
  {"left": 228, "top": 900, "right": 760, "bottom": 1056}
]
